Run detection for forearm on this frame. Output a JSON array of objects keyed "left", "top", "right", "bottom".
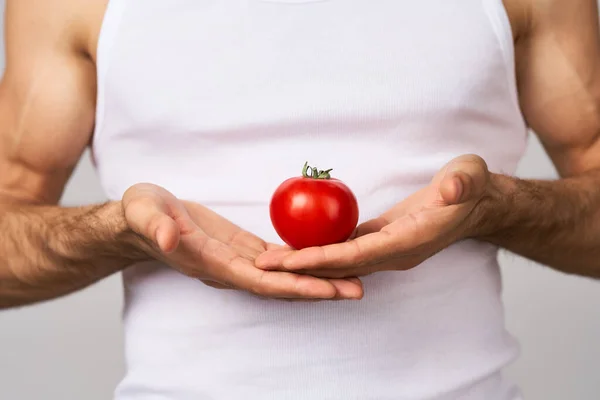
[
  {"left": 0, "top": 201, "right": 148, "bottom": 309},
  {"left": 473, "top": 170, "right": 600, "bottom": 278}
]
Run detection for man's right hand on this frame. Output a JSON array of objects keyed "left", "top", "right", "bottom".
[{"left": 122, "top": 183, "right": 364, "bottom": 300}]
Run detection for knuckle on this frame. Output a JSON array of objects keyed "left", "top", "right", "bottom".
[
  {"left": 123, "top": 183, "right": 154, "bottom": 203},
  {"left": 349, "top": 240, "right": 365, "bottom": 263},
  {"left": 123, "top": 196, "right": 171, "bottom": 242},
  {"left": 472, "top": 154, "right": 488, "bottom": 169},
  {"left": 292, "top": 275, "right": 303, "bottom": 294},
  {"left": 124, "top": 197, "right": 158, "bottom": 227},
  {"left": 451, "top": 154, "right": 487, "bottom": 174},
  {"left": 250, "top": 272, "right": 291, "bottom": 299},
  {"left": 128, "top": 195, "right": 157, "bottom": 212},
  {"left": 459, "top": 153, "right": 486, "bottom": 167},
  {"left": 464, "top": 156, "right": 489, "bottom": 179},
  {"left": 249, "top": 272, "right": 269, "bottom": 297}
]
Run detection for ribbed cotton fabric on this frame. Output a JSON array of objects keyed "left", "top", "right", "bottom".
[{"left": 92, "top": 1, "right": 528, "bottom": 398}]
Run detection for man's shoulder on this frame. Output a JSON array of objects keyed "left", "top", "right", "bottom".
[{"left": 5, "top": 0, "right": 108, "bottom": 63}]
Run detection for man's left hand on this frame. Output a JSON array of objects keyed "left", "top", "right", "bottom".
[{"left": 256, "top": 154, "right": 492, "bottom": 279}]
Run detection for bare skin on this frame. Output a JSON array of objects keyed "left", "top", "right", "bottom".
[{"left": 1, "top": 0, "right": 600, "bottom": 308}]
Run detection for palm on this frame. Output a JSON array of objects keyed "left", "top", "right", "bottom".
[
  {"left": 171, "top": 202, "right": 272, "bottom": 288},
  {"left": 152, "top": 200, "right": 273, "bottom": 288},
  {"left": 122, "top": 185, "right": 363, "bottom": 299}
]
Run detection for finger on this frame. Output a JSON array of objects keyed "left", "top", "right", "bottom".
[
  {"left": 122, "top": 184, "right": 185, "bottom": 253},
  {"left": 155, "top": 217, "right": 181, "bottom": 253},
  {"left": 242, "top": 268, "right": 341, "bottom": 299},
  {"left": 256, "top": 242, "right": 377, "bottom": 272},
  {"left": 183, "top": 201, "right": 268, "bottom": 252},
  {"left": 201, "top": 280, "right": 234, "bottom": 290},
  {"left": 197, "top": 237, "right": 345, "bottom": 299},
  {"left": 439, "top": 154, "right": 489, "bottom": 205},
  {"left": 280, "top": 278, "right": 364, "bottom": 301},
  {"left": 266, "top": 242, "right": 290, "bottom": 251},
  {"left": 227, "top": 230, "right": 270, "bottom": 259},
  {"left": 281, "top": 234, "right": 391, "bottom": 271},
  {"left": 279, "top": 217, "right": 419, "bottom": 271},
  {"left": 297, "top": 268, "right": 368, "bottom": 279},
  {"left": 354, "top": 216, "right": 390, "bottom": 237},
  {"left": 296, "top": 256, "right": 422, "bottom": 278},
  {"left": 254, "top": 247, "right": 296, "bottom": 270},
  {"left": 330, "top": 278, "right": 364, "bottom": 299},
  {"left": 347, "top": 277, "right": 362, "bottom": 285},
  {"left": 249, "top": 243, "right": 292, "bottom": 267}
]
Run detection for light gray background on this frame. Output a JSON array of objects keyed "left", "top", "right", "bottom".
[{"left": 1, "top": 2, "right": 599, "bottom": 399}]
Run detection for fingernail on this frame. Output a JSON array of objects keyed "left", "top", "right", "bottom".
[
  {"left": 155, "top": 227, "right": 168, "bottom": 253},
  {"left": 454, "top": 177, "right": 464, "bottom": 203},
  {"left": 344, "top": 294, "right": 363, "bottom": 301}
]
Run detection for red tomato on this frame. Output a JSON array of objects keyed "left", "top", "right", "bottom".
[{"left": 270, "top": 162, "right": 359, "bottom": 250}]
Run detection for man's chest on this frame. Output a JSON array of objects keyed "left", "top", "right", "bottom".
[
  {"left": 92, "top": 1, "right": 522, "bottom": 132},
  {"left": 85, "top": 0, "right": 528, "bottom": 69}
]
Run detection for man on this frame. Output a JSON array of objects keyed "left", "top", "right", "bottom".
[{"left": 1, "top": 0, "right": 599, "bottom": 398}]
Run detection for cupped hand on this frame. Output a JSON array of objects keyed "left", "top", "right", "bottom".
[
  {"left": 121, "top": 183, "right": 363, "bottom": 300},
  {"left": 255, "top": 155, "right": 490, "bottom": 278}
]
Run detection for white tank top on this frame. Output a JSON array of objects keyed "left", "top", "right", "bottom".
[{"left": 93, "top": 1, "right": 528, "bottom": 398}]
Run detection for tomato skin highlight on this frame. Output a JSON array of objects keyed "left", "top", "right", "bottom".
[{"left": 270, "top": 174, "right": 359, "bottom": 250}]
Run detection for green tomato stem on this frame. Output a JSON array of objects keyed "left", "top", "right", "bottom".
[{"left": 302, "top": 161, "right": 333, "bottom": 179}]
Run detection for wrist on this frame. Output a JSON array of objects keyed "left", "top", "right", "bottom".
[
  {"left": 466, "top": 172, "right": 518, "bottom": 240},
  {"left": 101, "top": 200, "right": 153, "bottom": 263},
  {"left": 53, "top": 201, "right": 151, "bottom": 268},
  {"left": 106, "top": 201, "right": 148, "bottom": 257}
]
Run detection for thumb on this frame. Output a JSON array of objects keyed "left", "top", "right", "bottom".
[
  {"left": 438, "top": 154, "right": 489, "bottom": 205},
  {"left": 122, "top": 183, "right": 184, "bottom": 254}
]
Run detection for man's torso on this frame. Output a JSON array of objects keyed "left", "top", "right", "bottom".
[{"left": 77, "top": 1, "right": 531, "bottom": 398}]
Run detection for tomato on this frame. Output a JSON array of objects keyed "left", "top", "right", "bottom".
[{"left": 270, "top": 162, "right": 359, "bottom": 250}]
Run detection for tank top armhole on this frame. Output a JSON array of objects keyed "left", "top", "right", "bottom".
[
  {"left": 91, "top": 0, "right": 128, "bottom": 162},
  {"left": 481, "top": 0, "right": 528, "bottom": 135}
]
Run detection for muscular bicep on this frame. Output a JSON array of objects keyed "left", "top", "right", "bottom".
[
  {"left": 516, "top": 0, "right": 600, "bottom": 177},
  {"left": 0, "top": 0, "right": 98, "bottom": 204}
]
